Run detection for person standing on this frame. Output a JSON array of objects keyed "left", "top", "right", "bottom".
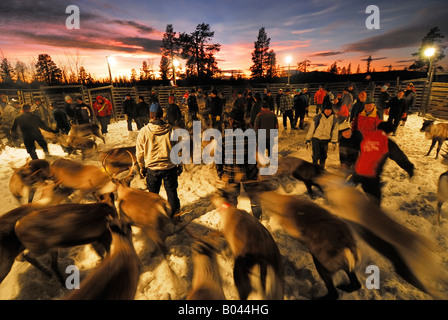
[
  {"left": 338, "top": 121, "right": 362, "bottom": 173},
  {"left": 305, "top": 102, "right": 339, "bottom": 168},
  {"left": 375, "top": 86, "right": 390, "bottom": 120},
  {"left": 11, "top": 104, "right": 58, "bottom": 159},
  {"left": 166, "top": 95, "right": 182, "bottom": 127},
  {"left": 254, "top": 101, "right": 278, "bottom": 157},
  {"left": 93, "top": 95, "right": 113, "bottom": 135},
  {"left": 293, "top": 88, "right": 308, "bottom": 130},
  {"left": 64, "top": 95, "right": 75, "bottom": 124},
  {"left": 313, "top": 86, "right": 326, "bottom": 114},
  {"left": 209, "top": 89, "right": 223, "bottom": 129},
  {"left": 215, "top": 108, "right": 262, "bottom": 219},
  {"left": 31, "top": 98, "right": 52, "bottom": 126},
  {"left": 136, "top": 96, "right": 150, "bottom": 129},
  {"left": 187, "top": 89, "right": 199, "bottom": 120},
  {"left": 279, "top": 88, "right": 294, "bottom": 130},
  {"left": 123, "top": 93, "right": 138, "bottom": 131},
  {"left": 249, "top": 92, "right": 263, "bottom": 128},
  {"left": 136, "top": 103, "right": 181, "bottom": 219},
  {"left": 351, "top": 97, "right": 382, "bottom": 136},
  {"left": 385, "top": 90, "right": 406, "bottom": 136},
  {"left": 341, "top": 88, "right": 353, "bottom": 114},
  {"left": 302, "top": 87, "right": 311, "bottom": 117},
  {"left": 350, "top": 91, "right": 367, "bottom": 123},
  {"left": 402, "top": 83, "right": 416, "bottom": 126},
  {"left": 275, "top": 88, "right": 283, "bottom": 115},
  {"left": 50, "top": 102, "right": 71, "bottom": 134},
  {"left": 349, "top": 121, "right": 414, "bottom": 205},
  {"left": 73, "top": 97, "right": 93, "bottom": 125},
  {"left": 263, "top": 90, "right": 275, "bottom": 112}
]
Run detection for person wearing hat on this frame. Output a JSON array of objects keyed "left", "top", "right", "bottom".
[
  {"left": 187, "top": 89, "right": 199, "bottom": 121},
  {"left": 215, "top": 107, "right": 263, "bottom": 219},
  {"left": 338, "top": 121, "right": 362, "bottom": 173},
  {"left": 233, "top": 91, "right": 246, "bottom": 111},
  {"left": 275, "top": 88, "right": 284, "bottom": 115},
  {"left": 123, "top": 93, "right": 138, "bottom": 131},
  {"left": 207, "top": 89, "right": 223, "bottom": 129},
  {"left": 351, "top": 96, "right": 382, "bottom": 136},
  {"left": 92, "top": 95, "right": 113, "bottom": 134},
  {"left": 385, "top": 90, "right": 406, "bottom": 135},
  {"left": 254, "top": 101, "right": 278, "bottom": 157},
  {"left": 64, "top": 95, "right": 75, "bottom": 123},
  {"left": 73, "top": 97, "right": 93, "bottom": 125},
  {"left": 305, "top": 101, "right": 339, "bottom": 168},
  {"left": 136, "top": 96, "right": 150, "bottom": 129},
  {"left": 349, "top": 121, "right": 414, "bottom": 205},
  {"left": 341, "top": 88, "right": 353, "bottom": 113},
  {"left": 279, "top": 88, "right": 294, "bottom": 130},
  {"left": 314, "top": 85, "right": 326, "bottom": 115},
  {"left": 375, "top": 86, "right": 390, "bottom": 120},
  {"left": 249, "top": 92, "right": 263, "bottom": 128},
  {"left": 293, "top": 88, "right": 308, "bottom": 130},
  {"left": 136, "top": 102, "right": 181, "bottom": 221},
  {"left": 402, "top": 83, "right": 416, "bottom": 126},
  {"left": 166, "top": 95, "right": 182, "bottom": 127}
]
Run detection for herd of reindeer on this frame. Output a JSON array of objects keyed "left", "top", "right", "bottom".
[{"left": 1, "top": 115, "right": 448, "bottom": 300}]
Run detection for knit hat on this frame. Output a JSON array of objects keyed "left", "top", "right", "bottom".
[
  {"left": 150, "top": 102, "right": 162, "bottom": 113},
  {"left": 65, "top": 95, "right": 72, "bottom": 102},
  {"left": 381, "top": 86, "right": 388, "bottom": 90},
  {"left": 339, "top": 121, "right": 351, "bottom": 132},
  {"left": 365, "top": 97, "right": 375, "bottom": 104},
  {"left": 295, "top": 89, "right": 302, "bottom": 93}
]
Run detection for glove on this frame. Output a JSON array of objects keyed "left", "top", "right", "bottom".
[
  {"left": 408, "top": 165, "right": 414, "bottom": 178},
  {"left": 176, "top": 165, "right": 183, "bottom": 176},
  {"left": 305, "top": 140, "right": 311, "bottom": 149},
  {"left": 140, "top": 168, "right": 147, "bottom": 178}
]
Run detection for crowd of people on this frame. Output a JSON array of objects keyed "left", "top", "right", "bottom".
[{"left": 0, "top": 82, "right": 418, "bottom": 217}]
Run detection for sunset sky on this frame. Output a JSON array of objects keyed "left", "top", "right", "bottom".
[{"left": 0, "top": 0, "right": 447, "bottom": 80}]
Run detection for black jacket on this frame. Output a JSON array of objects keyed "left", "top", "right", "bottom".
[
  {"left": 73, "top": 102, "right": 92, "bottom": 124},
  {"left": 137, "top": 101, "right": 149, "bottom": 118},
  {"left": 166, "top": 103, "right": 182, "bottom": 126},
  {"left": 123, "top": 98, "right": 138, "bottom": 116},
  {"left": 386, "top": 97, "right": 406, "bottom": 118},
  {"left": 11, "top": 112, "right": 55, "bottom": 140},
  {"left": 187, "top": 95, "right": 199, "bottom": 114}
]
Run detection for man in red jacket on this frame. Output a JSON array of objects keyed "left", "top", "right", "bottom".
[
  {"left": 351, "top": 97, "right": 382, "bottom": 136},
  {"left": 349, "top": 121, "right": 414, "bottom": 205},
  {"left": 93, "top": 95, "right": 113, "bottom": 134}
]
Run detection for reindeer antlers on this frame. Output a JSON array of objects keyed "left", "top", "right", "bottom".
[{"left": 102, "top": 149, "right": 135, "bottom": 181}]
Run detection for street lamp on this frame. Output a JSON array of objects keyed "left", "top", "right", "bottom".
[
  {"left": 106, "top": 55, "right": 115, "bottom": 86},
  {"left": 423, "top": 47, "right": 436, "bottom": 115},
  {"left": 286, "top": 56, "right": 292, "bottom": 85},
  {"left": 172, "top": 59, "right": 180, "bottom": 86}
]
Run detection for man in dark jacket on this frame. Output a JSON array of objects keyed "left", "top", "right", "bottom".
[
  {"left": 51, "top": 102, "right": 71, "bottom": 134},
  {"left": 123, "top": 93, "right": 138, "bottom": 131},
  {"left": 385, "top": 90, "right": 406, "bottom": 135},
  {"left": 350, "top": 91, "right": 367, "bottom": 123},
  {"left": 254, "top": 101, "right": 278, "bottom": 157},
  {"left": 349, "top": 121, "right": 414, "bottom": 205},
  {"left": 166, "top": 95, "right": 182, "bottom": 127},
  {"left": 233, "top": 91, "right": 246, "bottom": 111},
  {"left": 263, "top": 90, "right": 275, "bottom": 112},
  {"left": 375, "top": 86, "right": 390, "bottom": 120},
  {"left": 136, "top": 96, "right": 149, "bottom": 129},
  {"left": 293, "top": 89, "right": 308, "bottom": 130},
  {"left": 209, "top": 89, "right": 223, "bottom": 129},
  {"left": 73, "top": 97, "right": 93, "bottom": 125},
  {"left": 11, "top": 104, "right": 58, "bottom": 159},
  {"left": 64, "top": 95, "right": 75, "bottom": 123},
  {"left": 402, "top": 83, "right": 416, "bottom": 126},
  {"left": 338, "top": 121, "right": 362, "bottom": 173},
  {"left": 187, "top": 89, "right": 199, "bottom": 120}
]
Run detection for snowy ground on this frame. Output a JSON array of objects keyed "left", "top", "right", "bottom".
[{"left": 1, "top": 109, "right": 448, "bottom": 301}]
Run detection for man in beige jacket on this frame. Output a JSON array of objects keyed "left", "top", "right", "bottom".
[{"left": 136, "top": 103, "right": 180, "bottom": 218}]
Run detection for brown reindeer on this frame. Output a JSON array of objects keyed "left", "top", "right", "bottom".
[
  {"left": 9, "top": 159, "right": 52, "bottom": 204},
  {"left": 68, "top": 123, "right": 105, "bottom": 144},
  {"left": 99, "top": 145, "right": 141, "bottom": 178},
  {"left": 420, "top": 119, "right": 448, "bottom": 159},
  {"left": 63, "top": 217, "right": 142, "bottom": 300},
  {"left": 49, "top": 158, "right": 116, "bottom": 202},
  {"left": 57, "top": 134, "right": 98, "bottom": 160},
  {"left": 211, "top": 188, "right": 284, "bottom": 300},
  {"left": 255, "top": 189, "right": 361, "bottom": 300},
  {"left": 186, "top": 230, "right": 226, "bottom": 300},
  {"left": 14, "top": 197, "right": 118, "bottom": 284}
]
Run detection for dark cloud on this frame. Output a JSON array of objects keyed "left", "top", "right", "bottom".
[
  {"left": 396, "top": 59, "right": 415, "bottom": 63},
  {"left": 110, "top": 20, "right": 157, "bottom": 33},
  {"left": 361, "top": 56, "right": 387, "bottom": 61},
  {"left": 312, "top": 51, "right": 344, "bottom": 57},
  {"left": 311, "top": 63, "right": 328, "bottom": 67}
]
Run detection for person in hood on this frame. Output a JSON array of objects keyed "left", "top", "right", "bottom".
[
  {"left": 92, "top": 95, "right": 113, "bottom": 134},
  {"left": 305, "top": 101, "right": 339, "bottom": 168},
  {"left": 351, "top": 97, "right": 382, "bottom": 136},
  {"left": 136, "top": 103, "right": 181, "bottom": 220}
]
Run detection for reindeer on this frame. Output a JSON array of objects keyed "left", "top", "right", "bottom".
[
  {"left": 255, "top": 189, "right": 361, "bottom": 300},
  {"left": 63, "top": 217, "right": 142, "bottom": 300},
  {"left": 318, "top": 172, "right": 448, "bottom": 300},
  {"left": 49, "top": 158, "right": 116, "bottom": 202},
  {"left": 185, "top": 229, "right": 226, "bottom": 300},
  {"left": 68, "top": 123, "right": 105, "bottom": 144},
  {"left": 420, "top": 119, "right": 448, "bottom": 159},
  {"left": 14, "top": 196, "right": 118, "bottom": 284},
  {"left": 57, "top": 134, "right": 98, "bottom": 160},
  {"left": 211, "top": 188, "right": 284, "bottom": 300},
  {"left": 99, "top": 145, "right": 141, "bottom": 178},
  {"left": 9, "top": 159, "right": 52, "bottom": 204}
]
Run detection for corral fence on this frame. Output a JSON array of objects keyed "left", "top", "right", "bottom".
[{"left": 1, "top": 79, "right": 446, "bottom": 121}]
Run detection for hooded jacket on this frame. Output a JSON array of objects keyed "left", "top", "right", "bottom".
[
  {"left": 93, "top": 96, "right": 113, "bottom": 117},
  {"left": 352, "top": 107, "right": 382, "bottom": 135},
  {"left": 306, "top": 112, "right": 339, "bottom": 143},
  {"left": 136, "top": 120, "right": 176, "bottom": 171}
]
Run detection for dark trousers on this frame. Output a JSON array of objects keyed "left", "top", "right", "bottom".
[
  {"left": 145, "top": 166, "right": 180, "bottom": 217},
  {"left": 311, "top": 138, "right": 329, "bottom": 166},
  {"left": 294, "top": 108, "right": 306, "bottom": 129},
  {"left": 349, "top": 174, "right": 382, "bottom": 205},
  {"left": 126, "top": 115, "right": 138, "bottom": 131},
  {"left": 282, "top": 110, "right": 294, "bottom": 129},
  {"left": 24, "top": 135, "right": 48, "bottom": 160},
  {"left": 225, "top": 183, "right": 262, "bottom": 219},
  {"left": 52, "top": 109, "right": 71, "bottom": 134},
  {"left": 97, "top": 116, "right": 110, "bottom": 134},
  {"left": 388, "top": 114, "right": 401, "bottom": 134}
]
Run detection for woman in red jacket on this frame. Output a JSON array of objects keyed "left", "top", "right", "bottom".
[{"left": 93, "top": 95, "right": 113, "bottom": 134}]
